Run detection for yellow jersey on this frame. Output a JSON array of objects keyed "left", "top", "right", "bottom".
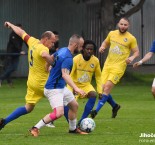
[
  {"left": 70, "top": 54, "right": 102, "bottom": 94},
  {"left": 104, "top": 30, "right": 138, "bottom": 71},
  {"left": 22, "top": 33, "right": 49, "bottom": 94}
]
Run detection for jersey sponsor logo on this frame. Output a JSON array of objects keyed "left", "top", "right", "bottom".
[
  {"left": 124, "top": 38, "right": 128, "bottom": 42},
  {"left": 110, "top": 46, "right": 123, "bottom": 55},
  {"left": 90, "top": 64, "right": 94, "bottom": 68},
  {"left": 78, "top": 73, "right": 90, "bottom": 83}
]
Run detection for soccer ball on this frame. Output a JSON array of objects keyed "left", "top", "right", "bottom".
[{"left": 80, "top": 118, "right": 96, "bottom": 133}]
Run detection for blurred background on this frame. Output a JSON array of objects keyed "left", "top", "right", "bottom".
[{"left": 0, "top": 0, "right": 154, "bottom": 77}]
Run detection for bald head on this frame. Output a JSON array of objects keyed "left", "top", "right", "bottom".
[
  {"left": 41, "top": 31, "right": 55, "bottom": 39},
  {"left": 68, "top": 34, "right": 84, "bottom": 54},
  {"left": 41, "top": 31, "right": 56, "bottom": 49},
  {"left": 69, "top": 34, "right": 81, "bottom": 45}
]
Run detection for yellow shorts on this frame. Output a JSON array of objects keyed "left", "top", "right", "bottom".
[
  {"left": 25, "top": 82, "right": 44, "bottom": 104},
  {"left": 101, "top": 66, "right": 125, "bottom": 85},
  {"left": 67, "top": 83, "right": 95, "bottom": 99}
]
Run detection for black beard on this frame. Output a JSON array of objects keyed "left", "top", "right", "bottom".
[{"left": 83, "top": 55, "right": 91, "bottom": 61}]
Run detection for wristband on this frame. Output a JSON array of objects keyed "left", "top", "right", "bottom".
[{"left": 138, "top": 60, "right": 143, "bottom": 65}]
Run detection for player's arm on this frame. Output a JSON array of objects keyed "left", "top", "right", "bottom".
[
  {"left": 4, "top": 22, "right": 25, "bottom": 38},
  {"left": 99, "top": 40, "right": 109, "bottom": 53},
  {"left": 126, "top": 46, "right": 139, "bottom": 64},
  {"left": 94, "top": 61, "right": 102, "bottom": 95},
  {"left": 133, "top": 40, "right": 155, "bottom": 67},
  {"left": 133, "top": 52, "right": 154, "bottom": 68},
  {"left": 41, "top": 52, "right": 54, "bottom": 65},
  {"left": 62, "top": 68, "right": 85, "bottom": 96}
]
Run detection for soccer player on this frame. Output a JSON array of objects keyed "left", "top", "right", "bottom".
[
  {"left": 29, "top": 34, "right": 88, "bottom": 137},
  {"left": 0, "top": 21, "right": 55, "bottom": 130},
  {"left": 90, "top": 17, "right": 140, "bottom": 118},
  {"left": 65, "top": 40, "right": 102, "bottom": 127},
  {"left": 133, "top": 40, "right": 155, "bottom": 98}
]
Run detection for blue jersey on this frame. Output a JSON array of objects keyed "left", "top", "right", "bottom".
[
  {"left": 150, "top": 41, "right": 155, "bottom": 53},
  {"left": 45, "top": 47, "right": 73, "bottom": 89}
]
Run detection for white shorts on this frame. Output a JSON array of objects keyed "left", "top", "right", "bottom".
[
  {"left": 152, "top": 78, "right": 155, "bottom": 87},
  {"left": 44, "top": 87, "right": 75, "bottom": 109}
]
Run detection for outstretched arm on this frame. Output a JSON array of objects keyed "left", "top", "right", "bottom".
[
  {"left": 4, "top": 22, "right": 25, "bottom": 38},
  {"left": 133, "top": 52, "right": 154, "bottom": 68},
  {"left": 62, "top": 68, "right": 86, "bottom": 96}
]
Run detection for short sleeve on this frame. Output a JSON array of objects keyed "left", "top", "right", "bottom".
[
  {"left": 105, "top": 31, "right": 112, "bottom": 43},
  {"left": 130, "top": 37, "right": 138, "bottom": 49},
  {"left": 150, "top": 41, "right": 155, "bottom": 53},
  {"left": 61, "top": 58, "right": 73, "bottom": 72}
]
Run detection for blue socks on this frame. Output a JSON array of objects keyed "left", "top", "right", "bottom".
[
  {"left": 95, "top": 94, "right": 109, "bottom": 112},
  {"left": 4, "top": 106, "right": 28, "bottom": 124},
  {"left": 78, "top": 97, "right": 96, "bottom": 124},
  {"left": 107, "top": 94, "right": 116, "bottom": 108},
  {"left": 64, "top": 97, "right": 96, "bottom": 125},
  {"left": 64, "top": 106, "right": 69, "bottom": 123}
]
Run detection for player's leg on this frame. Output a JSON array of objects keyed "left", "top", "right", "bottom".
[
  {"left": 77, "top": 91, "right": 96, "bottom": 126},
  {"left": 64, "top": 87, "right": 88, "bottom": 134},
  {"left": 30, "top": 106, "right": 63, "bottom": 137},
  {"left": 64, "top": 105, "right": 69, "bottom": 122},
  {"left": 68, "top": 100, "right": 78, "bottom": 131},
  {"left": 107, "top": 94, "right": 116, "bottom": 107},
  {"left": 67, "top": 99, "right": 88, "bottom": 134},
  {"left": 96, "top": 81, "right": 114, "bottom": 111},
  {"left": 91, "top": 68, "right": 110, "bottom": 114},
  {"left": 107, "top": 94, "right": 121, "bottom": 118},
  {"left": 6, "top": 103, "right": 34, "bottom": 123},
  {"left": 91, "top": 69, "right": 123, "bottom": 118},
  {"left": 0, "top": 87, "right": 42, "bottom": 130},
  {"left": 30, "top": 89, "right": 64, "bottom": 136},
  {"left": 0, "top": 103, "right": 34, "bottom": 130},
  {"left": 62, "top": 84, "right": 73, "bottom": 123},
  {"left": 33, "top": 106, "right": 63, "bottom": 128}
]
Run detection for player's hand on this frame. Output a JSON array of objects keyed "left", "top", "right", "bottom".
[
  {"left": 4, "top": 22, "right": 11, "bottom": 28},
  {"left": 126, "top": 56, "right": 134, "bottom": 64},
  {"left": 133, "top": 61, "right": 142, "bottom": 68},
  {"left": 74, "top": 88, "right": 86, "bottom": 97},
  {"left": 99, "top": 46, "right": 105, "bottom": 53}
]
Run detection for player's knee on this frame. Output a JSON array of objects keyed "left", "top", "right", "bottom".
[
  {"left": 68, "top": 100, "right": 78, "bottom": 113},
  {"left": 25, "top": 104, "right": 35, "bottom": 113},
  {"left": 56, "top": 112, "right": 64, "bottom": 118},
  {"left": 87, "top": 91, "right": 97, "bottom": 98},
  {"left": 103, "top": 87, "right": 110, "bottom": 95},
  {"left": 49, "top": 108, "right": 63, "bottom": 120},
  {"left": 56, "top": 109, "right": 64, "bottom": 118}
]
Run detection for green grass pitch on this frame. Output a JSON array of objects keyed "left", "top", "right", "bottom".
[{"left": 0, "top": 76, "right": 155, "bottom": 145}]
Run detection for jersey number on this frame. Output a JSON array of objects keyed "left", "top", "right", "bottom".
[{"left": 30, "top": 50, "right": 33, "bottom": 66}]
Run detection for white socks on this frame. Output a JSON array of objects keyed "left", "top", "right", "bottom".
[
  {"left": 34, "top": 119, "right": 46, "bottom": 129},
  {"left": 69, "top": 119, "right": 77, "bottom": 131}
]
